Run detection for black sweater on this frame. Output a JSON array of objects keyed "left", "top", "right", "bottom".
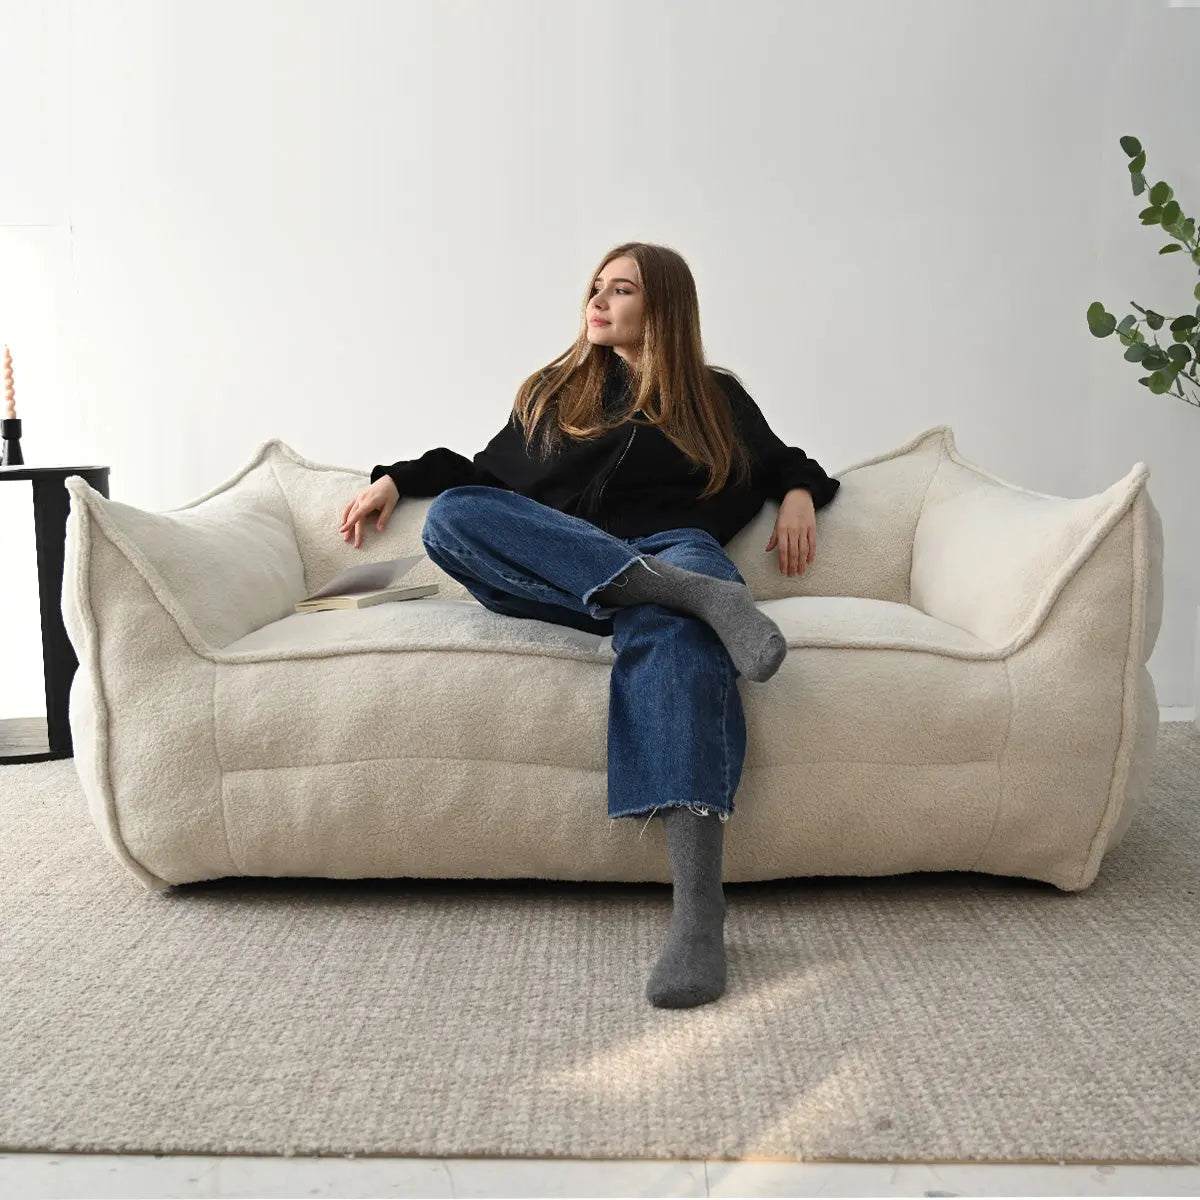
[{"left": 370, "top": 355, "right": 840, "bottom": 548}]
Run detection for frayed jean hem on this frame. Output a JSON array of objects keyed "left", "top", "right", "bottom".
[
  {"left": 582, "top": 554, "right": 664, "bottom": 620},
  {"left": 611, "top": 801, "right": 734, "bottom": 841}
]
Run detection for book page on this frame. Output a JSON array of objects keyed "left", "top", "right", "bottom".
[{"left": 302, "top": 554, "right": 427, "bottom": 602}]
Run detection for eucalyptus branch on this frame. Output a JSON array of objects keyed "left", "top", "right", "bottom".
[{"left": 1087, "top": 135, "right": 1200, "bottom": 408}]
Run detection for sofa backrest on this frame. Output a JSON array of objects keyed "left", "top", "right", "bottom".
[
  {"left": 269, "top": 443, "right": 478, "bottom": 604},
  {"left": 65, "top": 428, "right": 1152, "bottom": 656},
  {"left": 727, "top": 425, "right": 947, "bottom": 604},
  {"left": 271, "top": 428, "right": 957, "bottom": 607}
]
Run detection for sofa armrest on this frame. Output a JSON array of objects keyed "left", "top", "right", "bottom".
[
  {"left": 62, "top": 458, "right": 306, "bottom": 657},
  {"left": 910, "top": 451, "right": 1154, "bottom": 653}
]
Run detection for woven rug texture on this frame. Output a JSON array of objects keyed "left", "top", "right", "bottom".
[{"left": 1, "top": 724, "right": 1197, "bottom": 1164}]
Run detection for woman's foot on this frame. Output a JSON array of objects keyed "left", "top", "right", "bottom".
[
  {"left": 594, "top": 557, "right": 787, "bottom": 682},
  {"left": 646, "top": 805, "right": 728, "bottom": 1007}
]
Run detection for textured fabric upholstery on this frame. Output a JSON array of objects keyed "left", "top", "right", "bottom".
[{"left": 60, "top": 425, "right": 1163, "bottom": 894}]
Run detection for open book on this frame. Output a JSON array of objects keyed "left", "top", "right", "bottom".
[{"left": 294, "top": 554, "right": 439, "bottom": 613}]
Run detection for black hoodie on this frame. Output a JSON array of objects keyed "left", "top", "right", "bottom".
[{"left": 370, "top": 354, "right": 840, "bottom": 548}]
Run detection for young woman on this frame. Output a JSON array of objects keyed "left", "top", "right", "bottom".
[{"left": 339, "top": 242, "right": 840, "bottom": 1009}]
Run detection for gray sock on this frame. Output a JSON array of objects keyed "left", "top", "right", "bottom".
[
  {"left": 646, "top": 805, "right": 728, "bottom": 1008},
  {"left": 595, "top": 556, "right": 787, "bottom": 682}
]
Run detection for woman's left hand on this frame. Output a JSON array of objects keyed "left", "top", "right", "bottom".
[{"left": 766, "top": 488, "right": 816, "bottom": 576}]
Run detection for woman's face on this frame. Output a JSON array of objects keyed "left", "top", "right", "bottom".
[{"left": 587, "top": 256, "right": 645, "bottom": 363}]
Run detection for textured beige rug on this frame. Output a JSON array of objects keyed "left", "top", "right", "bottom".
[{"left": 1, "top": 724, "right": 1198, "bottom": 1164}]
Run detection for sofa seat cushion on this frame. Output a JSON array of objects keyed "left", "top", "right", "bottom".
[
  {"left": 222, "top": 597, "right": 618, "bottom": 660},
  {"left": 219, "top": 593, "right": 993, "bottom": 663},
  {"left": 212, "top": 594, "right": 1004, "bottom": 776},
  {"left": 756, "top": 594, "right": 991, "bottom": 654}
]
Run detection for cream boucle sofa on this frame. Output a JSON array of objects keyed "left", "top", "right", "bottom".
[{"left": 60, "top": 425, "right": 1163, "bottom": 895}]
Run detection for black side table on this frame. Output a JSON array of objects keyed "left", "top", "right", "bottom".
[{"left": 0, "top": 464, "right": 110, "bottom": 764}]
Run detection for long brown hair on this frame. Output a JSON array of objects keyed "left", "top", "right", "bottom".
[{"left": 510, "top": 242, "right": 755, "bottom": 500}]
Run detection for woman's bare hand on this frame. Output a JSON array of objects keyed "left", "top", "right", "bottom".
[{"left": 339, "top": 476, "right": 400, "bottom": 549}]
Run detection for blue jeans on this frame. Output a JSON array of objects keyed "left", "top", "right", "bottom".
[{"left": 420, "top": 486, "right": 748, "bottom": 831}]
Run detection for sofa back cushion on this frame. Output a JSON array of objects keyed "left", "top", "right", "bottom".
[
  {"left": 728, "top": 426, "right": 945, "bottom": 604},
  {"left": 273, "top": 429, "right": 956, "bottom": 607},
  {"left": 269, "top": 443, "right": 476, "bottom": 602}
]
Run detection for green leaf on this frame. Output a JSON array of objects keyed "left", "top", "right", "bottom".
[
  {"left": 1132, "top": 173, "right": 1146, "bottom": 196},
  {"left": 1171, "top": 314, "right": 1198, "bottom": 331},
  {"left": 1150, "top": 181, "right": 1173, "bottom": 206},
  {"left": 1162, "top": 200, "right": 1182, "bottom": 225},
  {"left": 1148, "top": 371, "right": 1171, "bottom": 393},
  {"left": 1087, "top": 303, "right": 1116, "bottom": 336},
  {"left": 1119, "top": 135, "right": 1142, "bottom": 157},
  {"left": 1143, "top": 348, "right": 1169, "bottom": 369},
  {"left": 1146, "top": 311, "right": 1165, "bottom": 330},
  {"left": 1117, "top": 314, "right": 1136, "bottom": 333},
  {"left": 1128, "top": 150, "right": 1146, "bottom": 173},
  {"left": 1124, "top": 343, "right": 1148, "bottom": 362},
  {"left": 1194, "top": 283, "right": 1200, "bottom": 302},
  {"left": 1139, "top": 205, "right": 1162, "bottom": 223},
  {"left": 1183, "top": 218, "right": 1196, "bottom": 241},
  {"left": 1160, "top": 244, "right": 1183, "bottom": 254},
  {"left": 1168, "top": 344, "right": 1192, "bottom": 365}
]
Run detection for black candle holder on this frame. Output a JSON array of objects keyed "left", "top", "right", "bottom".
[{"left": 1, "top": 417, "right": 23, "bottom": 466}]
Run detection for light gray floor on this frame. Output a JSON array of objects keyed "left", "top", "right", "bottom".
[{"left": 3, "top": 1155, "right": 1200, "bottom": 1198}]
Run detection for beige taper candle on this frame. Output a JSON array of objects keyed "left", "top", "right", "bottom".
[{"left": 2, "top": 346, "right": 14, "bottom": 420}]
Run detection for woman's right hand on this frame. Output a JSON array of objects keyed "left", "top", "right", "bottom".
[{"left": 339, "top": 476, "right": 400, "bottom": 548}]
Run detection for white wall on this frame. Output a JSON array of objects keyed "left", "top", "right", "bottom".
[{"left": 1, "top": 0, "right": 1197, "bottom": 722}]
